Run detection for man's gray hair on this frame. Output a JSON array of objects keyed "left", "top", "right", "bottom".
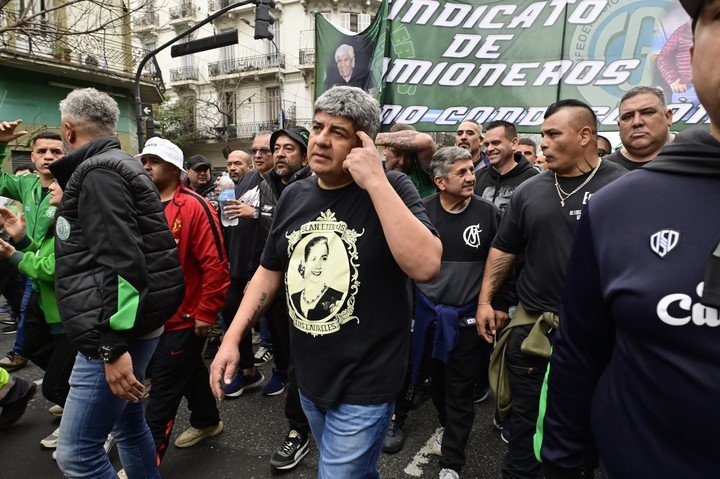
[
  {"left": 431, "top": 146, "right": 472, "bottom": 179},
  {"left": 314, "top": 86, "right": 381, "bottom": 140},
  {"left": 59, "top": 88, "right": 119, "bottom": 136},
  {"left": 621, "top": 86, "right": 667, "bottom": 110},
  {"left": 334, "top": 44, "right": 355, "bottom": 62}
]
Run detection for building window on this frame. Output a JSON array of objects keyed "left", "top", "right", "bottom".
[
  {"left": 267, "top": 87, "right": 280, "bottom": 124},
  {"left": 222, "top": 91, "right": 236, "bottom": 126},
  {"left": 340, "top": 12, "right": 371, "bottom": 32}
]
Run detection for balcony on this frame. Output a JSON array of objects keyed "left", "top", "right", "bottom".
[
  {"left": 0, "top": 33, "right": 164, "bottom": 102},
  {"left": 208, "top": 0, "right": 243, "bottom": 11},
  {"left": 133, "top": 12, "right": 158, "bottom": 34},
  {"left": 208, "top": 53, "right": 285, "bottom": 80},
  {"left": 170, "top": 66, "right": 200, "bottom": 85},
  {"left": 299, "top": 49, "right": 315, "bottom": 66},
  {"left": 169, "top": 3, "right": 198, "bottom": 26}
]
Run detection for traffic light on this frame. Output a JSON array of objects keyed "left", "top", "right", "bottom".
[
  {"left": 254, "top": 0, "right": 276, "bottom": 40},
  {"left": 146, "top": 118, "right": 162, "bottom": 138}
]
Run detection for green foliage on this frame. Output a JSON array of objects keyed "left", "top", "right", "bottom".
[{"left": 156, "top": 97, "right": 196, "bottom": 149}]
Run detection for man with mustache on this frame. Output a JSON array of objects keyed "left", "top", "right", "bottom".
[
  {"left": 455, "top": 120, "right": 486, "bottom": 172},
  {"left": 605, "top": 86, "right": 674, "bottom": 170},
  {"left": 243, "top": 126, "right": 313, "bottom": 472}
]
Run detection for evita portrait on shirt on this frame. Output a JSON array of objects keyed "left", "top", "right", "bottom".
[{"left": 288, "top": 233, "right": 348, "bottom": 322}]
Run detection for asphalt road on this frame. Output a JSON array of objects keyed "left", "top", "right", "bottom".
[{"left": 0, "top": 321, "right": 508, "bottom": 479}]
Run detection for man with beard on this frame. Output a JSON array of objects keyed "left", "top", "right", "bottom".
[
  {"left": 237, "top": 126, "right": 314, "bottom": 472},
  {"left": 455, "top": 121, "right": 486, "bottom": 172},
  {"left": 605, "top": 86, "right": 674, "bottom": 170},
  {"left": 537, "top": 1, "right": 720, "bottom": 477}
]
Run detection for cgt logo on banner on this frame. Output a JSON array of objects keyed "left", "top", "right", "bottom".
[{"left": 315, "top": 0, "right": 706, "bottom": 132}]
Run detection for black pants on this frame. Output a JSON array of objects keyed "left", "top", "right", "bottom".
[
  {"left": 0, "top": 259, "right": 20, "bottom": 318},
  {"left": 146, "top": 328, "right": 220, "bottom": 462},
  {"left": 223, "top": 277, "right": 254, "bottom": 370},
  {"left": 22, "top": 292, "right": 76, "bottom": 406},
  {"left": 429, "top": 326, "right": 487, "bottom": 473},
  {"left": 502, "top": 324, "right": 550, "bottom": 479},
  {"left": 266, "top": 295, "right": 309, "bottom": 437}
]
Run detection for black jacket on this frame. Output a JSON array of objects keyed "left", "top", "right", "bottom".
[
  {"left": 50, "top": 136, "right": 184, "bottom": 357},
  {"left": 248, "top": 165, "right": 312, "bottom": 277},
  {"left": 474, "top": 153, "right": 538, "bottom": 213}
]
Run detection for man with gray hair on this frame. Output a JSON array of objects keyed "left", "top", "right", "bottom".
[
  {"left": 605, "top": 86, "right": 674, "bottom": 170},
  {"left": 325, "top": 43, "right": 371, "bottom": 91},
  {"left": 411, "top": 146, "right": 506, "bottom": 479},
  {"left": 48, "top": 88, "right": 184, "bottom": 479},
  {"left": 211, "top": 85, "right": 442, "bottom": 477}
]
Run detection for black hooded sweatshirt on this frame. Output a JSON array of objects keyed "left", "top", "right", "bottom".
[{"left": 474, "top": 152, "right": 538, "bottom": 213}]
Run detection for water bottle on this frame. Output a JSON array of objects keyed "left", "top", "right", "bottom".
[{"left": 217, "top": 172, "right": 238, "bottom": 227}]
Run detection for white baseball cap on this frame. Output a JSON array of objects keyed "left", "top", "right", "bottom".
[{"left": 135, "top": 137, "right": 187, "bottom": 179}]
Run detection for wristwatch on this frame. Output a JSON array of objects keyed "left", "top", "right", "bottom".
[
  {"left": 98, "top": 345, "right": 128, "bottom": 363},
  {"left": 252, "top": 208, "right": 260, "bottom": 220}
]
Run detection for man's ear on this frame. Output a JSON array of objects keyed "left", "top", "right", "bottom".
[
  {"left": 62, "top": 121, "right": 76, "bottom": 147},
  {"left": 434, "top": 176, "right": 445, "bottom": 191}
]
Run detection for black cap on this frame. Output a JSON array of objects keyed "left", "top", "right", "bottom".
[
  {"left": 270, "top": 126, "right": 310, "bottom": 154},
  {"left": 186, "top": 154, "right": 212, "bottom": 170}
]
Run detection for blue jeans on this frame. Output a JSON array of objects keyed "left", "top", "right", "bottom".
[
  {"left": 56, "top": 337, "right": 160, "bottom": 479},
  {"left": 299, "top": 392, "right": 394, "bottom": 479},
  {"left": 12, "top": 276, "right": 32, "bottom": 356}
]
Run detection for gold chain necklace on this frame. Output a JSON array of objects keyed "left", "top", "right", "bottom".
[{"left": 554, "top": 160, "right": 602, "bottom": 207}]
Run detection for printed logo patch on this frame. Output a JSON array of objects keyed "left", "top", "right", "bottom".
[
  {"left": 463, "top": 224, "right": 482, "bottom": 249},
  {"left": 56, "top": 216, "right": 71, "bottom": 241},
  {"left": 46, "top": 206, "right": 57, "bottom": 218},
  {"left": 650, "top": 229, "right": 680, "bottom": 258}
]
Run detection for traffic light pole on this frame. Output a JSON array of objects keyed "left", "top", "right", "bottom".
[{"left": 134, "top": 0, "right": 257, "bottom": 148}]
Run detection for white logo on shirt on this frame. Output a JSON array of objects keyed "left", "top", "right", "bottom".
[
  {"left": 463, "top": 224, "right": 482, "bottom": 249},
  {"left": 650, "top": 229, "right": 680, "bottom": 258},
  {"left": 657, "top": 282, "right": 720, "bottom": 327}
]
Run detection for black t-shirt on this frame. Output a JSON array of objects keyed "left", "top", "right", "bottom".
[
  {"left": 605, "top": 150, "right": 648, "bottom": 171},
  {"left": 492, "top": 161, "right": 626, "bottom": 313},
  {"left": 261, "top": 172, "right": 436, "bottom": 408},
  {"left": 418, "top": 194, "right": 501, "bottom": 307}
]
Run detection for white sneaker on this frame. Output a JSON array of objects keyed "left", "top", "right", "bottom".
[
  {"left": 439, "top": 468, "right": 459, "bottom": 479},
  {"left": 40, "top": 427, "right": 60, "bottom": 449},
  {"left": 432, "top": 427, "right": 444, "bottom": 456},
  {"left": 48, "top": 404, "right": 64, "bottom": 417},
  {"left": 253, "top": 346, "right": 273, "bottom": 365}
]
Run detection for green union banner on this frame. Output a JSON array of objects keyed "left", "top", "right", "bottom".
[{"left": 315, "top": 0, "right": 703, "bottom": 132}]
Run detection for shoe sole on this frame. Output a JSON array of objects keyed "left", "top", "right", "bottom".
[
  {"left": 270, "top": 441, "right": 310, "bottom": 470},
  {"left": 175, "top": 423, "right": 224, "bottom": 448},
  {"left": 262, "top": 385, "right": 286, "bottom": 396},
  {"left": 40, "top": 440, "right": 58, "bottom": 449},
  {"left": 0, "top": 362, "right": 27, "bottom": 372},
  {"left": 253, "top": 357, "right": 273, "bottom": 366},
  {"left": 473, "top": 392, "right": 489, "bottom": 403}
]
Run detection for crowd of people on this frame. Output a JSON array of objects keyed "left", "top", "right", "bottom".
[{"left": 0, "top": 1, "right": 718, "bottom": 478}]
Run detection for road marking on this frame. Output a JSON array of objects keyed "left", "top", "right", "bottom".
[{"left": 404, "top": 427, "right": 443, "bottom": 477}]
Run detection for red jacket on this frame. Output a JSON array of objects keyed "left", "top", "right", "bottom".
[{"left": 163, "top": 185, "right": 229, "bottom": 332}]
